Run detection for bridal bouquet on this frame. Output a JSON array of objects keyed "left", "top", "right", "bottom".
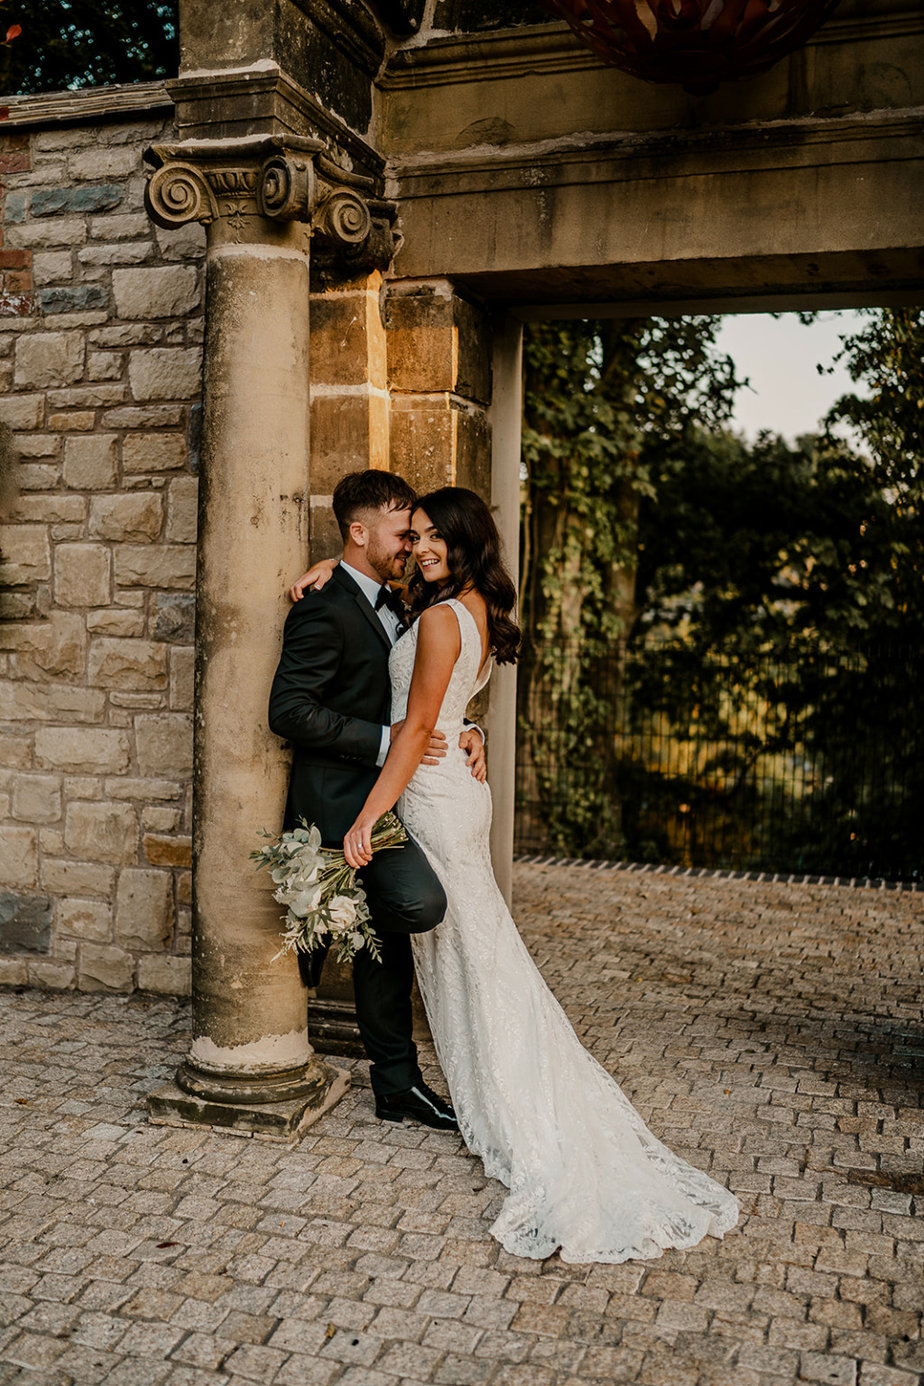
[{"left": 251, "top": 811, "right": 408, "bottom": 965}]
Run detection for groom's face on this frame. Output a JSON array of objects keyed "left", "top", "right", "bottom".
[{"left": 364, "top": 505, "right": 414, "bottom": 583}]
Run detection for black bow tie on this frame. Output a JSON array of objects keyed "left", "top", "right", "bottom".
[{"left": 375, "top": 586, "right": 408, "bottom": 633}]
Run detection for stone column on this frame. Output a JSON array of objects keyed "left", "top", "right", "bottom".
[
  {"left": 142, "top": 136, "right": 393, "bottom": 1137},
  {"left": 487, "top": 317, "right": 523, "bottom": 907}
]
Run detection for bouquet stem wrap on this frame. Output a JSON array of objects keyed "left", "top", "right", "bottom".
[{"left": 251, "top": 811, "right": 408, "bottom": 965}]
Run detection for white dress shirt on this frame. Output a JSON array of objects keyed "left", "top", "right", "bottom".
[{"left": 340, "top": 561, "right": 402, "bottom": 766}]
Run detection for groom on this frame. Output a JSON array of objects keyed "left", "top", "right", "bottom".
[{"left": 269, "top": 470, "right": 482, "bottom": 1130}]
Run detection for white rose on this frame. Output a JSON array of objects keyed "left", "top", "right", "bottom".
[{"left": 327, "top": 895, "right": 358, "bottom": 935}]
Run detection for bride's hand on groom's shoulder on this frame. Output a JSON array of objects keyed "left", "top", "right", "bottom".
[{"left": 288, "top": 557, "right": 339, "bottom": 602}]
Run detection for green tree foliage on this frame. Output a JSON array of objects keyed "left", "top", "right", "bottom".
[
  {"left": 518, "top": 309, "right": 923, "bottom": 874},
  {"left": 0, "top": 1, "right": 178, "bottom": 95},
  {"left": 517, "top": 316, "right": 742, "bottom": 855},
  {"left": 637, "top": 308, "right": 924, "bottom": 656}
]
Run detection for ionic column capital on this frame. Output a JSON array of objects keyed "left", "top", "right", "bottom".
[{"left": 144, "top": 135, "right": 397, "bottom": 272}]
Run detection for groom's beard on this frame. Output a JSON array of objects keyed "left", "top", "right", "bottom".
[{"left": 367, "top": 539, "right": 409, "bottom": 584}]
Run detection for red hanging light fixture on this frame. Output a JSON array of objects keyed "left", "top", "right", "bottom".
[{"left": 543, "top": 0, "right": 841, "bottom": 92}]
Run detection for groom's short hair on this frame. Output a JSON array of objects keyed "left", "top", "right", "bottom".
[{"left": 333, "top": 470, "right": 417, "bottom": 540}]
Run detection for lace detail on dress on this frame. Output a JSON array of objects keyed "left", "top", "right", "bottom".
[{"left": 391, "top": 599, "right": 739, "bottom": 1263}]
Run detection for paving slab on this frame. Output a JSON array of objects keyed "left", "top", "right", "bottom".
[{"left": 1, "top": 864, "right": 922, "bottom": 1386}]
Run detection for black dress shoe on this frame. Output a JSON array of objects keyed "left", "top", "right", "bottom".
[{"left": 375, "top": 1083, "right": 458, "bottom": 1131}]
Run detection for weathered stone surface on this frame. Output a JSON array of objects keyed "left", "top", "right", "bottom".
[
  {"left": 128, "top": 348, "right": 202, "bottom": 402},
  {"left": 31, "top": 184, "right": 123, "bottom": 217},
  {"left": 14, "top": 331, "right": 84, "bottom": 388},
  {"left": 0, "top": 733, "right": 32, "bottom": 769},
  {"left": 78, "top": 942, "right": 134, "bottom": 992},
  {"left": 115, "top": 868, "right": 173, "bottom": 950},
  {"left": 63, "top": 433, "right": 119, "bottom": 490},
  {"left": 89, "top": 212, "right": 149, "bottom": 240},
  {"left": 5, "top": 215, "right": 87, "bottom": 249},
  {"left": 87, "top": 350, "right": 124, "bottom": 381},
  {"left": 169, "top": 646, "right": 195, "bottom": 711},
  {"left": 0, "top": 890, "right": 52, "bottom": 953},
  {"left": 104, "top": 777, "right": 181, "bottom": 801},
  {"left": 310, "top": 391, "right": 390, "bottom": 489},
  {"left": 54, "top": 543, "right": 112, "bottom": 607},
  {"left": 38, "top": 285, "right": 109, "bottom": 315},
  {"left": 113, "top": 267, "right": 200, "bottom": 320},
  {"left": 114, "top": 545, "right": 195, "bottom": 590},
  {"left": 64, "top": 800, "right": 137, "bottom": 865},
  {"left": 135, "top": 714, "right": 193, "bottom": 779},
  {"left": 14, "top": 431, "right": 62, "bottom": 458},
  {"left": 34, "top": 727, "right": 131, "bottom": 774},
  {"left": 56, "top": 898, "right": 112, "bottom": 943},
  {"left": 155, "top": 221, "right": 206, "bottom": 262},
  {"left": 88, "top": 638, "right": 168, "bottom": 691},
  {"left": 48, "top": 410, "right": 96, "bottom": 429},
  {"left": 151, "top": 592, "right": 195, "bottom": 642},
  {"left": 17, "top": 463, "right": 61, "bottom": 492},
  {"left": 31, "top": 251, "right": 73, "bottom": 286},
  {"left": 0, "top": 957, "right": 28, "bottom": 984},
  {"left": 80, "top": 242, "right": 153, "bottom": 267},
  {"left": 49, "top": 383, "right": 126, "bottom": 409},
  {"left": 104, "top": 406, "right": 183, "bottom": 429},
  {"left": 69, "top": 147, "right": 139, "bottom": 180},
  {"left": 89, "top": 492, "right": 163, "bottom": 542},
  {"left": 26, "top": 958, "right": 75, "bottom": 989},
  {"left": 86, "top": 608, "right": 145, "bottom": 638},
  {"left": 0, "top": 392, "right": 44, "bottom": 429},
  {"left": 137, "top": 953, "right": 191, "bottom": 996},
  {"left": 14, "top": 494, "right": 86, "bottom": 524},
  {"left": 165, "top": 475, "right": 198, "bottom": 543},
  {"left": 0, "top": 524, "right": 51, "bottom": 583},
  {"left": 41, "top": 856, "right": 115, "bottom": 898},
  {"left": 11, "top": 773, "right": 61, "bottom": 823},
  {"left": 0, "top": 680, "right": 106, "bottom": 724},
  {"left": 0, "top": 825, "right": 38, "bottom": 889},
  {"left": 143, "top": 833, "right": 192, "bottom": 868},
  {"left": 3, "top": 611, "right": 87, "bottom": 680}
]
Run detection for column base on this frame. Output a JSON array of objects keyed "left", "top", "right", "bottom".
[{"left": 147, "top": 1061, "right": 350, "bottom": 1142}]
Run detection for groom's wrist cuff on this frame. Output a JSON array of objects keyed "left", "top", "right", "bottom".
[{"left": 376, "top": 726, "right": 390, "bottom": 767}]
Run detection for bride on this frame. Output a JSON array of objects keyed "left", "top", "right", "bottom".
[{"left": 298, "top": 485, "right": 738, "bottom": 1265}]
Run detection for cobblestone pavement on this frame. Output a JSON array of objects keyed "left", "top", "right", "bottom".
[{"left": 1, "top": 864, "right": 922, "bottom": 1386}]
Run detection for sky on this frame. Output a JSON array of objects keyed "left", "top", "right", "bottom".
[{"left": 714, "top": 310, "right": 867, "bottom": 444}]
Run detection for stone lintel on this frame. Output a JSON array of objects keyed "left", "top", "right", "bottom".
[{"left": 147, "top": 1064, "right": 351, "bottom": 1141}]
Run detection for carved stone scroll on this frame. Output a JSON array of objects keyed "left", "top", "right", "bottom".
[{"left": 144, "top": 134, "right": 397, "bottom": 273}]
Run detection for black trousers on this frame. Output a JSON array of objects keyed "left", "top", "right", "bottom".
[{"left": 301, "top": 833, "right": 447, "bottom": 1098}]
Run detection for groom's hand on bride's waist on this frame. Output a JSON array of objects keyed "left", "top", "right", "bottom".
[
  {"left": 391, "top": 719, "right": 448, "bottom": 766},
  {"left": 459, "top": 728, "right": 486, "bottom": 782}
]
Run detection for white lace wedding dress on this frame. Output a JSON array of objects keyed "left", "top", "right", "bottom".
[{"left": 392, "top": 599, "right": 739, "bottom": 1263}]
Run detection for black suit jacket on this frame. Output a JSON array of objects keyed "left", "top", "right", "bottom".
[{"left": 269, "top": 565, "right": 393, "bottom": 842}]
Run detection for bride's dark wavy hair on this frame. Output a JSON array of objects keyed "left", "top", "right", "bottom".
[{"left": 406, "top": 487, "right": 520, "bottom": 666}]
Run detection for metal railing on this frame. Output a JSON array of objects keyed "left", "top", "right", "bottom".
[{"left": 514, "top": 640, "right": 923, "bottom": 882}]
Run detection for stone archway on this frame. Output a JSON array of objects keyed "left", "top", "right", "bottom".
[{"left": 146, "top": 0, "right": 923, "bottom": 1133}]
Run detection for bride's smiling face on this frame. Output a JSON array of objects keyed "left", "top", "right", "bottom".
[{"left": 411, "top": 508, "right": 451, "bottom": 585}]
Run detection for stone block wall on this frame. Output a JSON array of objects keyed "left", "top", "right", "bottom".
[{"left": 0, "top": 100, "right": 205, "bottom": 995}]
